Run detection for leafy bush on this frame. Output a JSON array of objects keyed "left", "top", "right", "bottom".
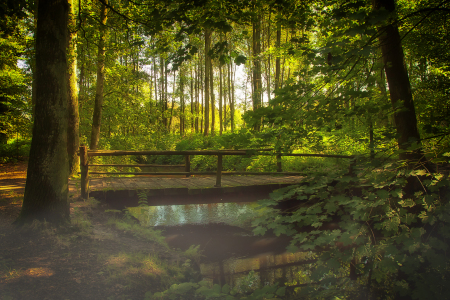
[
  {"left": 0, "top": 138, "right": 30, "bottom": 163},
  {"left": 252, "top": 158, "right": 450, "bottom": 300}
]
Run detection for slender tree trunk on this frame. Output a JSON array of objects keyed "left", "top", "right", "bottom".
[
  {"left": 90, "top": 1, "right": 108, "bottom": 150},
  {"left": 164, "top": 60, "right": 169, "bottom": 130},
  {"left": 190, "top": 64, "right": 194, "bottom": 132},
  {"left": 180, "top": 69, "right": 185, "bottom": 135},
  {"left": 200, "top": 53, "right": 203, "bottom": 133},
  {"left": 231, "top": 60, "right": 235, "bottom": 132},
  {"left": 267, "top": 11, "right": 271, "bottom": 103},
  {"left": 210, "top": 59, "right": 215, "bottom": 135},
  {"left": 204, "top": 29, "right": 211, "bottom": 136},
  {"left": 67, "top": 0, "right": 79, "bottom": 176},
  {"left": 252, "top": 14, "right": 262, "bottom": 131},
  {"left": 160, "top": 56, "right": 164, "bottom": 124},
  {"left": 169, "top": 71, "right": 176, "bottom": 130},
  {"left": 30, "top": 0, "right": 39, "bottom": 123},
  {"left": 78, "top": 46, "right": 85, "bottom": 132},
  {"left": 153, "top": 56, "right": 158, "bottom": 103},
  {"left": 219, "top": 55, "right": 223, "bottom": 135},
  {"left": 225, "top": 53, "right": 230, "bottom": 131},
  {"left": 195, "top": 57, "right": 199, "bottom": 133},
  {"left": 275, "top": 10, "right": 281, "bottom": 92},
  {"left": 18, "top": 0, "right": 70, "bottom": 225}
]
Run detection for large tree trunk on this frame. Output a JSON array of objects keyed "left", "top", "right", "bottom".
[
  {"left": 373, "top": 0, "right": 423, "bottom": 164},
  {"left": 90, "top": 1, "right": 108, "bottom": 150},
  {"left": 67, "top": 0, "right": 79, "bottom": 176},
  {"left": 17, "top": 0, "right": 70, "bottom": 225}
]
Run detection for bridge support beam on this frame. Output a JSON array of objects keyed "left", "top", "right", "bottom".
[{"left": 80, "top": 145, "right": 89, "bottom": 199}]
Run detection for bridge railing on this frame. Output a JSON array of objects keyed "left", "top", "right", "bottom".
[{"left": 78, "top": 145, "right": 356, "bottom": 199}]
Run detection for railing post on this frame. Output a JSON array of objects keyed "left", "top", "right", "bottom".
[
  {"left": 348, "top": 157, "right": 357, "bottom": 176},
  {"left": 80, "top": 145, "right": 89, "bottom": 199},
  {"left": 276, "top": 154, "right": 282, "bottom": 172},
  {"left": 215, "top": 154, "right": 222, "bottom": 187},
  {"left": 185, "top": 155, "right": 190, "bottom": 177}
]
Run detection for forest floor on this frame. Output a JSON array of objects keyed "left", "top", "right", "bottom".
[{"left": 0, "top": 161, "right": 184, "bottom": 300}]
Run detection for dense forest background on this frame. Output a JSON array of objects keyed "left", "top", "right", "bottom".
[
  {"left": 1, "top": 0, "right": 450, "bottom": 299},
  {"left": 1, "top": 0, "right": 449, "bottom": 162}
]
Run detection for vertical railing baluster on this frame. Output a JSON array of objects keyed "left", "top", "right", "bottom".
[
  {"left": 276, "top": 153, "right": 282, "bottom": 172},
  {"left": 348, "top": 157, "right": 357, "bottom": 176},
  {"left": 80, "top": 145, "right": 89, "bottom": 199},
  {"left": 185, "top": 155, "right": 190, "bottom": 177},
  {"left": 215, "top": 154, "right": 222, "bottom": 187}
]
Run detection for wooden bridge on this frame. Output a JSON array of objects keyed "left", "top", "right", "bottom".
[{"left": 79, "top": 146, "right": 355, "bottom": 207}]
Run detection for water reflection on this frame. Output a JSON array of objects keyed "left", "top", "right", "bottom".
[
  {"left": 128, "top": 203, "right": 313, "bottom": 289},
  {"left": 129, "top": 202, "right": 260, "bottom": 228}
]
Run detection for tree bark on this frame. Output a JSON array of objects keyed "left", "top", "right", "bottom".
[
  {"left": 231, "top": 60, "right": 235, "bottom": 132},
  {"left": 252, "top": 14, "right": 262, "bottom": 131},
  {"left": 210, "top": 59, "right": 215, "bottom": 135},
  {"left": 204, "top": 29, "right": 211, "bottom": 136},
  {"left": 90, "top": 1, "right": 108, "bottom": 150},
  {"left": 373, "top": 0, "right": 423, "bottom": 164},
  {"left": 266, "top": 11, "right": 271, "bottom": 103},
  {"left": 67, "top": 0, "right": 79, "bottom": 176},
  {"left": 219, "top": 54, "right": 223, "bottom": 135},
  {"left": 17, "top": 0, "right": 70, "bottom": 225},
  {"left": 275, "top": 10, "right": 281, "bottom": 92},
  {"left": 195, "top": 57, "right": 199, "bottom": 133}
]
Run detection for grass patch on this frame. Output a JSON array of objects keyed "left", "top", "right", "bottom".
[
  {"left": 98, "top": 251, "right": 188, "bottom": 293},
  {"left": 106, "top": 213, "right": 169, "bottom": 249}
]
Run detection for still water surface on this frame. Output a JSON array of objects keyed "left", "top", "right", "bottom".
[{"left": 128, "top": 202, "right": 314, "bottom": 287}]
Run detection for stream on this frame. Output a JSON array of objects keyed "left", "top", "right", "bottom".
[{"left": 128, "top": 202, "right": 314, "bottom": 287}]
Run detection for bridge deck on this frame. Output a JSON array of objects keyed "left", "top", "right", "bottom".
[{"left": 88, "top": 175, "right": 303, "bottom": 207}]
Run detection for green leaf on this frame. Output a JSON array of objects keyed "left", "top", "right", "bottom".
[
  {"left": 222, "top": 284, "right": 230, "bottom": 294},
  {"left": 376, "top": 189, "right": 390, "bottom": 199},
  {"left": 254, "top": 226, "right": 267, "bottom": 235},
  {"left": 324, "top": 201, "right": 339, "bottom": 213},
  {"left": 339, "top": 232, "right": 353, "bottom": 246},
  {"left": 286, "top": 244, "right": 298, "bottom": 253},
  {"left": 234, "top": 55, "right": 247, "bottom": 65},
  {"left": 276, "top": 287, "right": 286, "bottom": 297},
  {"left": 327, "top": 258, "right": 341, "bottom": 270}
]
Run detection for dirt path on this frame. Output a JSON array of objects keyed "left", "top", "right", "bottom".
[{"left": 0, "top": 162, "right": 184, "bottom": 300}]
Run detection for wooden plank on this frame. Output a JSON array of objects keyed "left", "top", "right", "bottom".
[
  {"left": 221, "top": 176, "right": 249, "bottom": 186},
  {"left": 89, "top": 164, "right": 185, "bottom": 167},
  {"left": 88, "top": 150, "right": 248, "bottom": 156},
  {"left": 88, "top": 171, "right": 217, "bottom": 175},
  {"left": 225, "top": 175, "right": 262, "bottom": 186},
  {"left": 124, "top": 177, "right": 140, "bottom": 190},
  {"left": 134, "top": 177, "right": 156, "bottom": 189},
  {"left": 112, "top": 177, "right": 128, "bottom": 190},
  {"left": 88, "top": 175, "right": 304, "bottom": 194}
]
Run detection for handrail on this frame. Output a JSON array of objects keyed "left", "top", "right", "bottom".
[{"left": 78, "top": 145, "right": 356, "bottom": 199}]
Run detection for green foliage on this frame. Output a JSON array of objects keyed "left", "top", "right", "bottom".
[
  {"left": 107, "top": 213, "right": 169, "bottom": 249},
  {"left": 0, "top": 137, "right": 30, "bottom": 162},
  {"left": 145, "top": 279, "right": 289, "bottom": 300},
  {"left": 252, "top": 157, "right": 450, "bottom": 299}
]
